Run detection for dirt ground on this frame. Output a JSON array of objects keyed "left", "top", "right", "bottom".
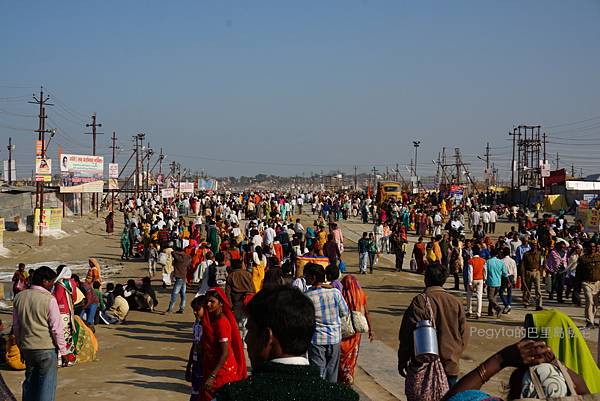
[{"left": 0, "top": 212, "right": 597, "bottom": 400}]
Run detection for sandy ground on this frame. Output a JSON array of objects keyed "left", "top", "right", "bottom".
[{"left": 0, "top": 212, "right": 597, "bottom": 400}]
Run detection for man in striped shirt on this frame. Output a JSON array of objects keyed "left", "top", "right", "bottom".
[{"left": 305, "top": 264, "right": 349, "bottom": 383}]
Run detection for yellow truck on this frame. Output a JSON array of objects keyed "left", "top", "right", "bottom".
[{"left": 376, "top": 181, "right": 402, "bottom": 205}]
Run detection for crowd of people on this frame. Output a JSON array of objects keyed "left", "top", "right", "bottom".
[{"left": 4, "top": 188, "right": 600, "bottom": 401}]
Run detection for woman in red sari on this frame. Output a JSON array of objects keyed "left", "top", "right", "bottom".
[
  {"left": 201, "top": 288, "right": 247, "bottom": 401},
  {"left": 338, "top": 275, "right": 373, "bottom": 385},
  {"left": 412, "top": 236, "right": 427, "bottom": 273}
]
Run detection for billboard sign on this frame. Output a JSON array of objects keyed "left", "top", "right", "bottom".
[
  {"left": 35, "top": 158, "right": 52, "bottom": 182},
  {"left": 3, "top": 160, "right": 16, "bottom": 181},
  {"left": 108, "top": 163, "right": 119, "bottom": 178},
  {"left": 179, "top": 182, "right": 194, "bottom": 193},
  {"left": 59, "top": 154, "right": 104, "bottom": 193}
]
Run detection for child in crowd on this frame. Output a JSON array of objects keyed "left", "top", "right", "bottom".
[
  {"left": 186, "top": 296, "right": 205, "bottom": 401},
  {"left": 93, "top": 281, "right": 105, "bottom": 312},
  {"left": 148, "top": 242, "right": 159, "bottom": 278},
  {"left": 104, "top": 282, "right": 115, "bottom": 309},
  {"left": 99, "top": 284, "right": 129, "bottom": 325}
]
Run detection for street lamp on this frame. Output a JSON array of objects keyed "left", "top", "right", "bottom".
[
  {"left": 412, "top": 141, "right": 421, "bottom": 191},
  {"left": 412, "top": 141, "right": 421, "bottom": 177}
]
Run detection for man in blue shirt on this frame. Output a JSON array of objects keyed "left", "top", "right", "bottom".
[
  {"left": 485, "top": 248, "right": 508, "bottom": 318},
  {"left": 515, "top": 236, "right": 531, "bottom": 267},
  {"left": 304, "top": 264, "right": 349, "bottom": 383}
]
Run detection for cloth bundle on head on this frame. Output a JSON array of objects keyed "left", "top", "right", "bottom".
[
  {"left": 520, "top": 363, "right": 568, "bottom": 398},
  {"left": 532, "top": 309, "right": 600, "bottom": 393}
]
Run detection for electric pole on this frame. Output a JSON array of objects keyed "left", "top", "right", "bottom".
[
  {"left": 134, "top": 133, "right": 145, "bottom": 198},
  {"left": 556, "top": 152, "right": 560, "bottom": 169},
  {"left": 146, "top": 142, "right": 153, "bottom": 196},
  {"left": 29, "top": 87, "right": 54, "bottom": 246},
  {"left": 85, "top": 113, "right": 103, "bottom": 217},
  {"left": 85, "top": 113, "right": 103, "bottom": 156},
  {"left": 7, "top": 138, "right": 14, "bottom": 185},
  {"left": 509, "top": 128, "right": 517, "bottom": 201},
  {"left": 413, "top": 140, "right": 421, "bottom": 178},
  {"left": 110, "top": 132, "right": 118, "bottom": 211},
  {"left": 372, "top": 166, "right": 378, "bottom": 195},
  {"left": 484, "top": 142, "right": 490, "bottom": 187},
  {"left": 571, "top": 163, "right": 575, "bottom": 178},
  {"left": 353, "top": 165, "right": 358, "bottom": 190}
]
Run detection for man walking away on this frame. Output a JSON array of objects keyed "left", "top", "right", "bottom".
[
  {"left": 305, "top": 265, "right": 349, "bottom": 383},
  {"left": 466, "top": 246, "right": 486, "bottom": 319},
  {"left": 499, "top": 247, "right": 517, "bottom": 314},
  {"left": 485, "top": 249, "right": 507, "bottom": 318},
  {"left": 576, "top": 241, "right": 600, "bottom": 328},
  {"left": 225, "top": 259, "right": 255, "bottom": 342},
  {"left": 357, "top": 232, "right": 369, "bottom": 274},
  {"left": 167, "top": 246, "right": 192, "bottom": 313},
  {"left": 13, "top": 266, "right": 71, "bottom": 401},
  {"left": 398, "top": 262, "right": 467, "bottom": 388},
  {"left": 520, "top": 240, "right": 544, "bottom": 311}
]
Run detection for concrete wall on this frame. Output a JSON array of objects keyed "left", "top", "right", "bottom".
[{"left": 0, "top": 191, "right": 98, "bottom": 230}]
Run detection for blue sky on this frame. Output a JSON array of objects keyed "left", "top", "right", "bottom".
[{"left": 2, "top": 1, "right": 600, "bottom": 179}]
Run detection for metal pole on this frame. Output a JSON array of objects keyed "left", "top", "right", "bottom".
[{"left": 7, "top": 137, "right": 12, "bottom": 185}]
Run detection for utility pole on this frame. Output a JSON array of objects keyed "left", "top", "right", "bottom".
[
  {"left": 353, "top": 165, "right": 358, "bottom": 190},
  {"left": 509, "top": 128, "right": 517, "bottom": 202},
  {"left": 454, "top": 148, "right": 461, "bottom": 186},
  {"left": 484, "top": 142, "right": 490, "bottom": 187},
  {"left": 146, "top": 142, "right": 153, "bottom": 196},
  {"left": 372, "top": 166, "right": 378, "bottom": 195},
  {"left": 85, "top": 113, "right": 103, "bottom": 217},
  {"left": 542, "top": 132, "right": 547, "bottom": 163},
  {"left": 556, "top": 152, "right": 559, "bottom": 169},
  {"left": 6, "top": 138, "right": 14, "bottom": 185},
  {"left": 177, "top": 162, "right": 182, "bottom": 197},
  {"left": 395, "top": 163, "right": 399, "bottom": 182},
  {"left": 85, "top": 113, "right": 103, "bottom": 156},
  {"left": 159, "top": 148, "right": 164, "bottom": 174},
  {"left": 29, "top": 87, "right": 53, "bottom": 246},
  {"left": 134, "top": 133, "right": 145, "bottom": 198},
  {"left": 110, "top": 132, "right": 118, "bottom": 211},
  {"left": 412, "top": 141, "right": 421, "bottom": 179},
  {"left": 571, "top": 163, "right": 575, "bottom": 178}
]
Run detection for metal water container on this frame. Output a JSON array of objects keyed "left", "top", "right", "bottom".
[{"left": 413, "top": 320, "right": 439, "bottom": 363}]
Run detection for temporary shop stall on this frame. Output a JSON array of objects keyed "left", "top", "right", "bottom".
[{"left": 543, "top": 194, "right": 568, "bottom": 212}]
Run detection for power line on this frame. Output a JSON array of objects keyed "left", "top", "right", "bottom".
[{"left": 545, "top": 115, "right": 600, "bottom": 129}]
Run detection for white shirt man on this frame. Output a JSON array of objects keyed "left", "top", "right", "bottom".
[
  {"left": 471, "top": 210, "right": 480, "bottom": 229},
  {"left": 489, "top": 209, "right": 497, "bottom": 223},
  {"left": 263, "top": 226, "right": 276, "bottom": 246}
]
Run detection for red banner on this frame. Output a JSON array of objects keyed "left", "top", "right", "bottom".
[{"left": 543, "top": 169, "right": 566, "bottom": 188}]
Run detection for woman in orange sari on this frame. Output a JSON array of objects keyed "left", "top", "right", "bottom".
[
  {"left": 200, "top": 288, "right": 247, "bottom": 401},
  {"left": 338, "top": 275, "right": 374, "bottom": 385}
]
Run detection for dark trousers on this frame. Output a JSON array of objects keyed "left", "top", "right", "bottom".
[
  {"left": 487, "top": 286, "right": 502, "bottom": 315},
  {"left": 550, "top": 272, "right": 565, "bottom": 302},
  {"left": 368, "top": 253, "right": 376, "bottom": 273},
  {"left": 500, "top": 275, "right": 514, "bottom": 307},
  {"left": 395, "top": 252, "right": 404, "bottom": 271}
]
